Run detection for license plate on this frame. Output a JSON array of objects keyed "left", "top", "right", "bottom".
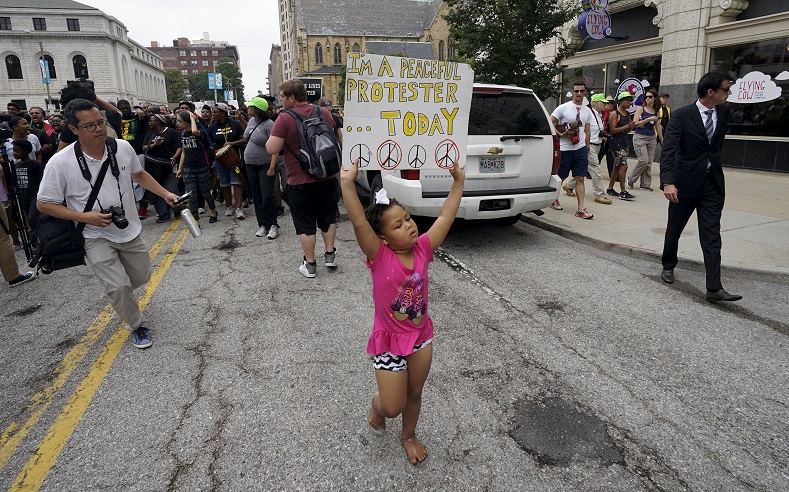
[{"left": 479, "top": 157, "right": 505, "bottom": 173}]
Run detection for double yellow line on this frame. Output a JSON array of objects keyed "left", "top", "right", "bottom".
[{"left": 0, "top": 221, "right": 189, "bottom": 491}]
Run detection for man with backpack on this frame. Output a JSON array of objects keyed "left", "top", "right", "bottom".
[
  {"left": 36, "top": 99, "right": 180, "bottom": 349},
  {"left": 266, "top": 79, "right": 340, "bottom": 278}
]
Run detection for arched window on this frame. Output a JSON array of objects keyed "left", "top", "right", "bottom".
[
  {"left": 352, "top": 43, "right": 360, "bottom": 53},
  {"left": 438, "top": 41, "right": 445, "bottom": 61},
  {"left": 333, "top": 43, "right": 342, "bottom": 64},
  {"left": 72, "top": 55, "right": 88, "bottom": 79},
  {"left": 447, "top": 36, "right": 456, "bottom": 59},
  {"left": 43, "top": 54, "right": 56, "bottom": 79},
  {"left": 315, "top": 43, "right": 323, "bottom": 64},
  {"left": 5, "top": 54, "right": 23, "bottom": 79}
]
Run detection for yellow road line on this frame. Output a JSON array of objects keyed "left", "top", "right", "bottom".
[
  {"left": 10, "top": 228, "right": 190, "bottom": 491},
  {"left": 0, "top": 220, "right": 181, "bottom": 474}
]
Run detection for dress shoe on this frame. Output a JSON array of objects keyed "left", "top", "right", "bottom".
[
  {"left": 706, "top": 289, "right": 742, "bottom": 302},
  {"left": 660, "top": 269, "right": 674, "bottom": 284}
]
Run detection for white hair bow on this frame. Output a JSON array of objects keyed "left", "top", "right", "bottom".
[{"left": 374, "top": 188, "right": 390, "bottom": 205}]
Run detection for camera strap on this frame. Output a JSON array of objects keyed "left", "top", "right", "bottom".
[{"left": 73, "top": 139, "right": 119, "bottom": 232}]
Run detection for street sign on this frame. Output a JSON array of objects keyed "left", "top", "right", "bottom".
[
  {"left": 208, "top": 72, "right": 223, "bottom": 90},
  {"left": 208, "top": 73, "right": 215, "bottom": 90},
  {"left": 215, "top": 73, "right": 223, "bottom": 90}
]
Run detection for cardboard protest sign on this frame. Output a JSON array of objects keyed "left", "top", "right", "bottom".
[{"left": 343, "top": 54, "right": 474, "bottom": 171}]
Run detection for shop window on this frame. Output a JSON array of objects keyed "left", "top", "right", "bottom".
[
  {"left": 562, "top": 56, "right": 662, "bottom": 104},
  {"left": 72, "top": 55, "right": 88, "bottom": 79},
  {"left": 5, "top": 55, "right": 23, "bottom": 79},
  {"left": 710, "top": 38, "right": 789, "bottom": 137},
  {"left": 67, "top": 18, "right": 80, "bottom": 31},
  {"left": 33, "top": 18, "right": 46, "bottom": 31},
  {"left": 43, "top": 55, "right": 56, "bottom": 79},
  {"left": 315, "top": 43, "right": 323, "bottom": 64},
  {"left": 0, "top": 17, "right": 11, "bottom": 30}
]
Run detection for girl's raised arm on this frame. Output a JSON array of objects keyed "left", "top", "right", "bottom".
[{"left": 340, "top": 160, "right": 381, "bottom": 261}]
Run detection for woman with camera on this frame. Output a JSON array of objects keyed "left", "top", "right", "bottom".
[
  {"left": 627, "top": 88, "right": 664, "bottom": 192},
  {"left": 142, "top": 113, "right": 181, "bottom": 222}
]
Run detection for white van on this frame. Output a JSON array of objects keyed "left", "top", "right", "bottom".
[{"left": 354, "top": 83, "right": 561, "bottom": 224}]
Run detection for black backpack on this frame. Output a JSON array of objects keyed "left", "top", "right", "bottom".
[
  {"left": 30, "top": 138, "right": 117, "bottom": 274},
  {"left": 283, "top": 105, "right": 341, "bottom": 178}
]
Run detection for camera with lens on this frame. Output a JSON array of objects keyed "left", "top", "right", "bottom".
[
  {"left": 102, "top": 205, "right": 129, "bottom": 229},
  {"left": 598, "top": 130, "right": 613, "bottom": 139}
]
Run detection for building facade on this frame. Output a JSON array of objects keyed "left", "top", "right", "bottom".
[
  {"left": 538, "top": 0, "right": 789, "bottom": 173},
  {"left": 275, "top": 0, "right": 454, "bottom": 107},
  {"left": 149, "top": 33, "right": 240, "bottom": 81},
  {"left": 0, "top": 0, "right": 166, "bottom": 111}
]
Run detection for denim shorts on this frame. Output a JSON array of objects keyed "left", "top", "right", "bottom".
[
  {"left": 213, "top": 160, "right": 242, "bottom": 187},
  {"left": 558, "top": 147, "right": 589, "bottom": 180}
]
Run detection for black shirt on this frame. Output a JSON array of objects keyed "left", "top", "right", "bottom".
[
  {"left": 143, "top": 127, "right": 181, "bottom": 164},
  {"left": 207, "top": 119, "right": 244, "bottom": 150},
  {"left": 14, "top": 158, "right": 44, "bottom": 202},
  {"left": 181, "top": 131, "right": 209, "bottom": 170}
]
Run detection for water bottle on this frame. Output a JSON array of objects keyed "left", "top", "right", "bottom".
[{"left": 180, "top": 208, "right": 202, "bottom": 237}]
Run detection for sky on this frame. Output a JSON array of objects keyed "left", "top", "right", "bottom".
[{"left": 83, "top": 0, "right": 282, "bottom": 100}]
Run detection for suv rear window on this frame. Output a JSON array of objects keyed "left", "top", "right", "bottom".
[{"left": 468, "top": 91, "right": 551, "bottom": 136}]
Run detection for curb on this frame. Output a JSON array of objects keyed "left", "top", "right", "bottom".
[{"left": 519, "top": 214, "right": 789, "bottom": 282}]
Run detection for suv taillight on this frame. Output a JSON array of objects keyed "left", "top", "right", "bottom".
[
  {"left": 552, "top": 136, "right": 561, "bottom": 175},
  {"left": 401, "top": 170, "right": 420, "bottom": 180}
]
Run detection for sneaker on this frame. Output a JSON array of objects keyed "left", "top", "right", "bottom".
[
  {"left": 225, "top": 206, "right": 233, "bottom": 217},
  {"left": 606, "top": 188, "right": 619, "bottom": 197},
  {"left": 276, "top": 205, "right": 285, "bottom": 218},
  {"left": 627, "top": 176, "right": 635, "bottom": 189},
  {"left": 198, "top": 207, "right": 205, "bottom": 214},
  {"left": 550, "top": 199, "right": 563, "bottom": 211},
  {"left": 324, "top": 248, "right": 337, "bottom": 267},
  {"left": 8, "top": 271, "right": 35, "bottom": 287},
  {"left": 155, "top": 215, "right": 171, "bottom": 223},
  {"left": 594, "top": 196, "right": 612, "bottom": 205},
  {"left": 562, "top": 185, "right": 576, "bottom": 197},
  {"left": 640, "top": 186, "right": 654, "bottom": 192},
  {"left": 137, "top": 208, "right": 148, "bottom": 219},
  {"left": 620, "top": 191, "right": 636, "bottom": 201},
  {"left": 299, "top": 257, "right": 317, "bottom": 278},
  {"left": 267, "top": 224, "right": 279, "bottom": 240},
  {"left": 131, "top": 326, "right": 152, "bottom": 349},
  {"left": 235, "top": 208, "right": 245, "bottom": 220},
  {"left": 255, "top": 226, "right": 268, "bottom": 237},
  {"left": 575, "top": 208, "right": 594, "bottom": 219}
]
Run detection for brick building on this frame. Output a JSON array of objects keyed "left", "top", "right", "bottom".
[
  {"left": 1, "top": 0, "right": 166, "bottom": 110},
  {"left": 149, "top": 33, "right": 240, "bottom": 81},
  {"left": 274, "top": 0, "right": 454, "bottom": 107}
]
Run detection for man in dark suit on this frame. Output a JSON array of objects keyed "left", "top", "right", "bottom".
[{"left": 659, "top": 72, "right": 741, "bottom": 302}]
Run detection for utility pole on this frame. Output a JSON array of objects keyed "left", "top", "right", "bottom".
[{"left": 24, "top": 30, "right": 52, "bottom": 111}]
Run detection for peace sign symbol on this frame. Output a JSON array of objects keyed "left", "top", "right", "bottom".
[
  {"left": 377, "top": 140, "right": 402, "bottom": 170},
  {"left": 350, "top": 143, "right": 372, "bottom": 168},
  {"left": 434, "top": 139, "right": 459, "bottom": 169},
  {"left": 407, "top": 145, "right": 427, "bottom": 169}
]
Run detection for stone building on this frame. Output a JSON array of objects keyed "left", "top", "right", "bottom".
[
  {"left": 0, "top": 0, "right": 166, "bottom": 111},
  {"left": 149, "top": 33, "right": 241, "bottom": 81},
  {"left": 275, "top": 0, "right": 454, "bottom": 107},
  {"left": 538, "top": 0, "right": 789, "bottom": 173}
]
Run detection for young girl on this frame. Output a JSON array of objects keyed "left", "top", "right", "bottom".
[{"left": 340, "top": 158, "right": 465, "bottom": 466}]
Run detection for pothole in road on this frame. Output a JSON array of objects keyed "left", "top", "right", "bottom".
[
  {"left": 537, "top": 300, "right": 564, "bottom": 315},
  {"left": 215, "top": 238, "right": 241, "bottom": 251},
  {"left": 510, "top": 397, "right": 624, "bottom": 467}
]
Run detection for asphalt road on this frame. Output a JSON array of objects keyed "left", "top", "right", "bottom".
[{"left": 1, "top": 208, "right": 787, "bottom": 491}]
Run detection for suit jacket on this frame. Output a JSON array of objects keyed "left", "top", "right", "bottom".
[{"left": 660, "top": 102, "right": 729, "bottom": 198}]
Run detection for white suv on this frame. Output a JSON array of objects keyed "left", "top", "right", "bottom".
[{"left": 354, "top": 83, "right": 561, "bottom": 224}]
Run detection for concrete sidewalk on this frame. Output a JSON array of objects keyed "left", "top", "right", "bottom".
[{"left": 522, "top": 159, "right": 789, "bottom": 276}]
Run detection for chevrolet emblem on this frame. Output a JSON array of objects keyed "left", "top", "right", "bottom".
[{"left": 488, "top": 147, "right": 503, "bottom": 155}]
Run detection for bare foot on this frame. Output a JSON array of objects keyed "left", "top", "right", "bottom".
[
  {"left": 368, "top": 392, "right": 385, "bottom": 435},
  {"left": 402, "top": 436, "right": 427, "bottom": 465}
]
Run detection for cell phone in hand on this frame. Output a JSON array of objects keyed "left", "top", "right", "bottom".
[
  {"left": 228, "top": 110, "right": 237, "bottom": 117},
  {"left": 175, "top": 191, "right": 193, "bottom": 205}
]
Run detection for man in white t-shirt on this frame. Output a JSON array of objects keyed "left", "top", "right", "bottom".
[
  {"left": 564, "top": 94, "right": 612, "bottom": 205},
  {"left": 37, "top": 99, "right": 180, "bottom": 349},
  {"left": 550, "top": 81, "right": 594, "bottom": 219}
]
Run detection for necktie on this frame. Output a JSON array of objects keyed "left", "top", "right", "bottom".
[{"left": 704, "top": 109, "right": 714, "bottom": 143}]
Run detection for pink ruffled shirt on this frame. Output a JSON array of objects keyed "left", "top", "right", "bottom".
[{"left": 366, "top": 234, "right": 435, "bottom": 356}]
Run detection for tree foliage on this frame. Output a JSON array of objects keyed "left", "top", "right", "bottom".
[
  {"left": 443, "top": 0, "right": 581, "bottom": 99},
  {"left": 164, "top": 69, "right": 188, "bottom": 103},
  {"left": 215, "top": 58, "right": 245, "bottom": 101},
  {"left": 186, "top": 71, "right": 213, "bottom": 102}
]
